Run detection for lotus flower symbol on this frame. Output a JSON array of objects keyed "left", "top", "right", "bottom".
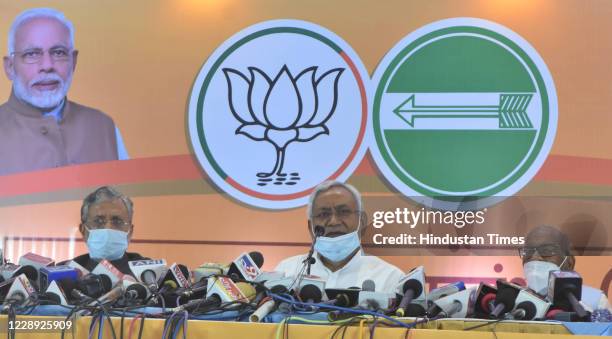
[{"left": 223, "top": 65, "right": 344, "bottom": 185}]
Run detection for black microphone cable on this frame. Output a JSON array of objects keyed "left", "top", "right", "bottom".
[
  {"left": 7, "top": 303, "right": 16, "bottom": 339},
  {"left": 463, "top": 318, "right": 505, "bottom": 331}
]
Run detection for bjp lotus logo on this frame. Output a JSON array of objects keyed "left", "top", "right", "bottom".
[
  {"left": 188, "top": 20, "right": 369, "bottom": 209},
  {"left": 223, "top": 65, "right": 343, "bottom": 185}
]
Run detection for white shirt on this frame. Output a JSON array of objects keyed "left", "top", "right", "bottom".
[
  {"left": 581, "top": 285, "right": 612, "bottom": 312},
  {"left": 274, "top": 250, "right": 404, "bottom": 292}
]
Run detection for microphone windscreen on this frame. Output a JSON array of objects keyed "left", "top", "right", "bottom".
[
  {"left": 362, "top": 279, "right": 375, "bottom": 292},
  {"left": 99, "top": 275, "right": 112, "bottom": 293},
  {"left": 127, "top": 284, "right": 148, "bottom": 299},
  {"left": 248, "top": 252, "right": 264, "bottom": 268},
  {"left": 164, "top": 280, "right": 178, "bottom": 290},
  {"left": 402, "top": 279, "right": 423, "bottom": 296},
  {"left": 516, "top": 301, "right": 537, "bottom": 320},
  {"left": 299, "top": 284, "right": 322, "bottom": 303}
]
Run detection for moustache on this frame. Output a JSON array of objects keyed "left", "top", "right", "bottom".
[{"left": 29, "top": 74, "right": 64, "bottom": 88}]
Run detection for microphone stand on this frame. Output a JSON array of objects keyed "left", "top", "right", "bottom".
[{"left": 305, "top": 226, "right": 324, "bottom": 275}]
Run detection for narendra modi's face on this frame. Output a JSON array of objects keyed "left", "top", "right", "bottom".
[{"left": 3, "top": 17, "right": 78, "bottom": 110}]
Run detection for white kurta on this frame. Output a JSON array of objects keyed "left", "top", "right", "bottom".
[{"left": 275, "top": 250, "right": 404, "bottom": 292}]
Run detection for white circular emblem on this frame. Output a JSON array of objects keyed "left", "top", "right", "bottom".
[{"left": 188, "top": 20, "right": 370, "bottom": 209}]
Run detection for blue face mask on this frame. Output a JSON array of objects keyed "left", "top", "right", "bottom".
[
  {"left": 314, "top": 229, "right": 361, "bottom": 263},
  {"left": 86, "top": 228, "right": 129, "bottom": 261}
]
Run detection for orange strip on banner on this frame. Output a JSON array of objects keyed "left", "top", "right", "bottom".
[
  {"left": 0, "top": 155, "right": 202, "bottom": 197},
  {"left": 2, "top": 154, "right": 612, "bottom": 198}
]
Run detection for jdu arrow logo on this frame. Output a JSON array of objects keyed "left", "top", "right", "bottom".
[
  {"left": 393, "top": 93, "right": 533, "bottom": 128},
  {"left": 370, "top": 18, "right": 557, "bottom": 209}
]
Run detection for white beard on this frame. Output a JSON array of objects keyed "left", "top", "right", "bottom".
[{"left": 13, "top": 72, "right": 72, "bottom": 110}]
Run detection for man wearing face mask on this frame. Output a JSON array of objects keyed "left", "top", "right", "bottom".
[
  {"left": 275, "top": 181, "right": 404, "bottom": 292},
  {"left": 69, "top": 186, "right": 148, "bottom": 274},
  {"left": 520, "top": 225, "right": 611, "bottom": 312}
]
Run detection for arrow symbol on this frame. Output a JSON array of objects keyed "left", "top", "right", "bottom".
[{"left": 393, "top": 94, "right": 534, "bottom": 128}]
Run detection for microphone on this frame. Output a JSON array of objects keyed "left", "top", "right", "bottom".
[
  {"left": 358, "top": 280, "right": 396, "bottom": 311},
  {"left": 227, "top": 252, "right": 264, "bottom": 282},
  {"left": 428, "top": 282, "right": 466, "bottom": 306},
  {"left": 1, "top": 263, "right": 39, "bottom": 282},
  {"left": 266, "top": 275, "right": 326, "bottom": 297},
  {"left": 2, "top": 274, "right": 36, "bottom": 310},
  {"left": 18, "top": 252, "right": 55, "bottom": 282},
  {"left": 235, "top": 282, "right": 257, "bottom": 302},
  {"left": 157, "top": 263, "right": 191, "bottom": 307},
  {"left": 548, "top": 271, "right": 590, "bottom": 320},
  {"left": 250, "top": 284, "right": 292, "bottom": 322},
  {"left": 73, "top": 274, "right": 112, "bottom": 300},
  {"left": 489, "top": 280, "right": 521, "bottom": 319},
  {"left": 160, "top": 263, "right": 191, "bottom": 290},
  {"left": 39, "top": 266, "right": 79, "bottom": 292},
  {"left": 546, "top": 309, "right": 593, "bottom": 322},
  {"left": 250, "top": 297, "right": 276, "bottom": 322},
  {"left": 428, "top": 287, "right": 476, "bottom": 318},
  {"left": 473, "top": 283, "right": 498, "bottom": 318},
  {"left": 128, "top": 259, "right": 167, "bottom": 293},
  {"left": 324, "top": 288, "right": 359, "bottom": 307},
  {"left": 123, "top": 280, "right": 149, "bottom": 301},
  {"left": 42, "top": 280, "right": 70, "bottom": 306},
  {"left": 305, "top": 226, "right": 325, "bottom": 275},
  {"left": 174, "top": 279, "right": 208, "bottom": 299},
  {"left": 299, "top": 284, "right": 324, "bottom": 303},
  {"left": 395, "top": 266, "right": 426, "bottom": 317},
  {"left": 65, "top": 260, "right": 90, "bottom": 278},
  {"left": 172, "top": 276, "right": 248, "bottom": 312},
  {"left": 92, "top": 260, "right": 125, "bottom": 286},
  {"left": 89, "top": 283, "right": 125, "bottom": 306},
  {"left": 193, "top": 263, "right": 230, "bottom": 282},
  {"left": 509, "top": 289, "right": 551, "bottom": 320}
]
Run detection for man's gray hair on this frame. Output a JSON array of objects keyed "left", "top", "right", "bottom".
[
  {"left": 526, "top": 225, "right": 573, "bottom": 256},
  {"left": 81, "top": 186, "right": 134, "bottom": 223},
  {"left": 307, "top": 181, "right": 362, "bottom": 218},
  {"left": 8, "top": 8, "right": 75, "bottom": 54}
]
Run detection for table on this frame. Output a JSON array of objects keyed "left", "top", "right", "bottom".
[{"left": 2, "top": 314, "right": 608, "bottom": 339}]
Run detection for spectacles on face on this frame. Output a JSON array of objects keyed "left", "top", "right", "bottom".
[
  {"left": 518, "top": 243, "right": 563, "bottom": 260},
  {"left": 312, "top": 207, "right": 360, "bottom": 224},
  {"left": 85, "top": 216, "right": 131, "bottom": 231},
  {"left": 11, "top": 47, "right": 72, "bottom": 64}
]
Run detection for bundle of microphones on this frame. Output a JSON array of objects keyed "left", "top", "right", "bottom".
[{"left": 0, "top": 252, "right": 603, "bottom": 323}]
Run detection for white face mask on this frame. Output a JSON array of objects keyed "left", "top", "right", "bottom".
[
  {"left": 312, "top": 219, "right": 362, "bottom": 263},
  {"left": 523, "top": 257, "right": 567, "bottom": 296}
]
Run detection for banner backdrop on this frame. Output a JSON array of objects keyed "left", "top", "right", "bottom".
[{"left": 0, "top": 1, "right": 610, "bottom": 300}]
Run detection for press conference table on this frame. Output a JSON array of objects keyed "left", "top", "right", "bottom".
[{"left": 2, "top": 313, "right": 606, "bottom": 339}]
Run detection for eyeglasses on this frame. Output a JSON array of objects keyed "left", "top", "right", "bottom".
[
  {"left": 518, "top": 244, "right": 563, "bottom": 259},
  {"left": 85, "top": 216, "right": 131, "bottom": 230},
  {"left": 312, "top": 208, "right": 360, "bottom": 223},
  {"left": 11, "top": 47, "right": 72, "bottom": 64}
]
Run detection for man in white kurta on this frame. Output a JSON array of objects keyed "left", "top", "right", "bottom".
[{"left": 275, "top": 181, "right": 404, "bottom": 292}]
